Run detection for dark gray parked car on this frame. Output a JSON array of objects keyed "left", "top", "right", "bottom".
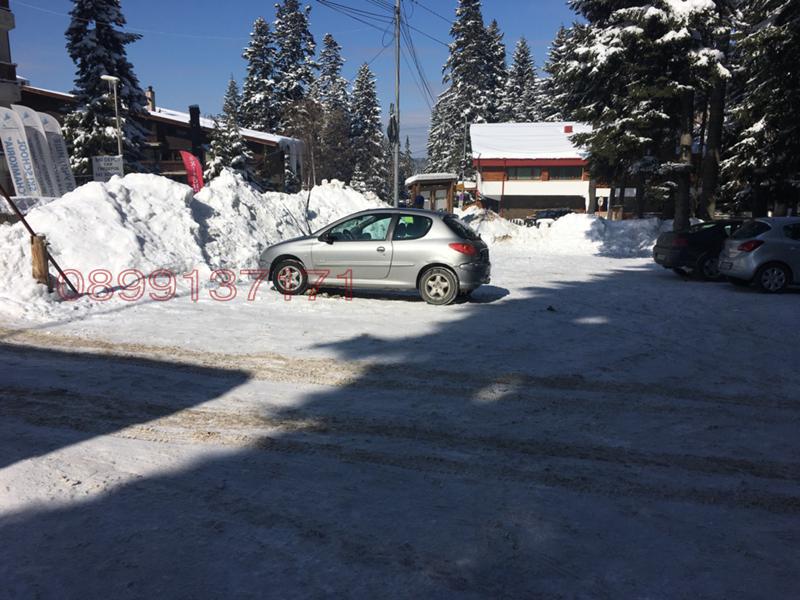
[
  {"left": 718, "top": 217, "right": 800, "bottom": 292},
  {"left": 259, "top": 208, "right": 491, "bottom": 305}
]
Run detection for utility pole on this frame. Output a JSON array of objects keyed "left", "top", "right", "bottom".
[{"left": 393, "top": 0, "right": 401, "bottom": 207}]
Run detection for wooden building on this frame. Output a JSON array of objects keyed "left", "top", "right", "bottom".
[
  {"left": 19, "top": 84, "right": 301, "bottom": 188},
  {"left": 405, "top": 173, "right": 458, "bottom": 212}
]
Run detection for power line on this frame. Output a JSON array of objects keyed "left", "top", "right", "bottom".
[{"left": 408, "top": 0, "right": 452, "bottom": 24}]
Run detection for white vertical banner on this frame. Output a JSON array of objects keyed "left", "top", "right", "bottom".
[
  {"left": 38, "top": 111, "right": 77, "bottom": 195},
  {"left": 0, "top": 107, "right": 42, "bottom": 197},
  {"left": 12, "top": 105, "right": 60, "bottom": 197}
]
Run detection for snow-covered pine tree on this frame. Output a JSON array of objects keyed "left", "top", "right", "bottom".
[
  {"left": 485, "top": 20, "right": 507, "bottom": 122},
  {"left": 562, "top": 0, "right": 730, "bottom": 227},
  {"left": 401, "top": 136, "right": 416, "bottom": 182},
  {"left": 63, "top": 0, "right": 148, "bottom": 175},
  {"left": 539, "top": 25, "right": 573, "bottom": 122},
  {"left": 241, "top": 17, "right": 280, "bottom": 133},
  {"left": 722, "top": 0, "right": 799, "bottom": 216},
  {"left": 426, "top": 89, "right": 461, "bottom": 173},
  {"left": 426, "top": 0, "right": 494, "bottom": 175},
  {"left": 498, "top": 38, "right": 541, "bottom": 122},
  {"left": 313, "top": 33, "right": 348, "bottom": 114},
  {"left": 349, "top": 64, "right": 388, "bottom": 199},
  {"left": 204, "top": 78, "right": 253, "bottom": 181},
  {"left": 313, "top": 33, "right": 353, "bottom": 183},
  {"left": 273, "top": 0, "right": 317, "bottom": 130}
]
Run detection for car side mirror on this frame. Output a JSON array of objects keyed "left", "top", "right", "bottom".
[{"left": 319, "top": 232, "right": 334, "bottom": 245}]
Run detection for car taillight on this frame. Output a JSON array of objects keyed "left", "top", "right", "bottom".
[
  {"left": 672, "top": 237, "right": 689, "bottom": 247},
  {"left": 737, "top": 240, "right": 764, "bottom": 252},
  {"left": 449, "top": 242, "right": 478, "bottom": 256}
]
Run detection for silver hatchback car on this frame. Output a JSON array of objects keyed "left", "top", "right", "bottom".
[
  {"left": 718, "top": 217, "right": 800, "bottom": 292},
  {"left": 259, "top": 208, "right": 491, "bottom": 305}
]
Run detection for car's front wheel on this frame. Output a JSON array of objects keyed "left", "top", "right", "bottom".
[
  {"left": 755, "top": 263, "right": 790, "bottom": 293},
  {"left": 272, "top": 259, "right": 308, "bottom": 296},
  {"left": 419, "top": 267, "right": 459, "bottom": 305}
]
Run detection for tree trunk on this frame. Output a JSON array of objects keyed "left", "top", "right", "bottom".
[
  {"left": 608, "top": 179, "right": 617, "bottom": 220},
  {"left": 634, "top": 173, "right": 645, "bottom": 219},
  {"left": 674, "top": 90, "right": 694, "bottom": 231},
  {"left": 752, "top": 179, "right": 768, "bottom": 218},
  {"left": 698, "top": 76, "right": 726, "bottom": 220},
  {"left": 773, "top": 182, "right": 788, "bottom": 216}
]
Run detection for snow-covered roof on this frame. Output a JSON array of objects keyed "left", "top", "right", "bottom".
[
  {"left": 21, "top": 85, "right": 297, "bottom": 146},
  {"left": 405, "top": 173, "right": 458, "bottom": 186},
  {"left": 147, "top": 106, "right": 294, "bottom": 146},
  {"left": 470, "top": 122, "right": 592, "bottom": 160}
]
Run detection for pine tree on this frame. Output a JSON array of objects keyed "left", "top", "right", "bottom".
[
  {"left": 350, "top": 64, "right": 388, "bottom": 198},
  {"left": 313, "top": 33, "right": 353, "bottom": 183},
  {"left": 485, "top": 20, "right": 507, "bottom": 122},
  {"left": 426, "top": 89, "right": 460, "bottom": 173},
  {"left": 498, "top": 38, "right": 541, "bottom": 122},
  {"left": 241, "top": 17, "right": 280, "bottom": 133},
  {"left": 540, "top": 25, "right": 573, "bottom": 122},
  {"left": 273, "top": 0, "right": 317, "bottom": 130},
  {"left": 426, "top": 0, "right": 494, "bottom": 175},
  {"left": 204, "top": 78, "right": 253, "bottom": 181},
  {"left": 62, "top": 0, "right": 148, "bottom": 175},
  {"left": 560, "top": 1, "right": 731, "bottom": 227},
  {"left": 722, "top": 0, "right": 799, "bottom": 216},
  {"left": 401, "top": 136, "right": 416, "bottom": 182}
]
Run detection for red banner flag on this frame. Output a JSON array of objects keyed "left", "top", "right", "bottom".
[{"left": 179, "top": 151, "right": 205, "bottom": 193}]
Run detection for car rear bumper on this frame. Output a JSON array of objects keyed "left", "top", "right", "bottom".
[
  {"left": 458, "top": 261, "right": 491, "bottom": 290},
  {"left": 653, "top": 246, "right": 691, "bottom": 268}
]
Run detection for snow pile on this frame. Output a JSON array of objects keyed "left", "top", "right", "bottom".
[
  {"left": 457, "top": 206, "right": 666, "bottom": 257},
  {"left": 0, "top": 171, "right": 384, "bottom": 320},
  {"left": 0, "top": 175, "right": 205, "bottom": 319},
  {"left": 196, "top": 170, "right": 384, "bottom": 269}
]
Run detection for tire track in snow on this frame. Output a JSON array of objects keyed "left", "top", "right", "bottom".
[{"left": 3, "top": 386, "right": 799, "bottom": 515}]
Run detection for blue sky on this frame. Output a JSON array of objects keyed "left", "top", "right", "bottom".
[{"left": 12, "top": 0, "right": 576, "bottom": 156}]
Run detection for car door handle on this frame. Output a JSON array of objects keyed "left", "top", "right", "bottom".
[{"left": 376, "top": 246, "right": 386, "bottom": 253}]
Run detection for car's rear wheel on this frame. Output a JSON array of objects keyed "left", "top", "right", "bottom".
[
  {"left": 696, "top": 254, "right": 721, "bottom": 280},
  {"left": 755, "top": 263, "right": 790, "bottom": 293},
  {"left": 272, "top": 259, "right": 308, "bottom": 296},
  {"left": 419, "top": 267, "right": 458, "bottom": 305}
]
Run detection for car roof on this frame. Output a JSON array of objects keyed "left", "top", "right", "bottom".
[
  {"left": 346, "top": 207, "right": 446, "bottom": 218},
  {"left": 754, "top": 216, "right": 800, "bottom": 224}
]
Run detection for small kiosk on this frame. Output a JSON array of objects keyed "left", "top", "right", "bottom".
[{"left": 405, "top": 173, "right": 458, "bottom": 213}]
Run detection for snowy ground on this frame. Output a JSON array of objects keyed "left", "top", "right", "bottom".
[{"left": 2, "top": 242, "right": 799, "bottom": 598}]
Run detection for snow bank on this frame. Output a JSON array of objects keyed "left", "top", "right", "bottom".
[
  {"left": 457, "top": 206, "right": 667, "bottom": 257},
  {"left": 195, "top": 171, "right": 384, "bottom": 269},
  {"left": 0, "top": 171, "right": 384, "bottom": 320}
]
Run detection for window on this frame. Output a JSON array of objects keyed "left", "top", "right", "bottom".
[
  {"left": 783, "top": 223, "right": 800, "bottom": 241},
  {"left": 444, "top": 216, "right": 480, "bottom": 241},
  {"left": 328, "top": 214, "right": 393, "bottom": 241},
  {"left": 507, "top": 166, "right": 542, "bottom": 180},
  {"left": 732, "top": 220, "right": 771, "bottom": 240},
  {"left": 393, "top": 215, "right": 433, "bottom": 240},
  {"left": 548, "top": 166, "right": 584, "bottom": 180}
]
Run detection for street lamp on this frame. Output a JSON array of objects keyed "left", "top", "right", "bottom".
[{"left": 101, "top": 74, "right": 123, "bottom": 157}]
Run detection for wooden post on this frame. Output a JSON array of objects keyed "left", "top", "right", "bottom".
[{"left": 31, "top": 234, "right": 51, "bottom": 291}]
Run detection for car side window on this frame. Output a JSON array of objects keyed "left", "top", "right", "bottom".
[
  {"left": 783, "top": 224, "right": 800, "bottom": 241},
  {"left": 328, "top": 215, "right": 393, "bottom": 241},
  {"left": 393, "top": 215, "right": 433, "bottom": 241}
]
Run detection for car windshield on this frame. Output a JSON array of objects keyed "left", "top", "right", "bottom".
[
  {"left": 731, "top": 220, "right": 771, "bottom": 240},
  {"left": 444, "top": 216, "right": 481, "bottom": 241}
]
